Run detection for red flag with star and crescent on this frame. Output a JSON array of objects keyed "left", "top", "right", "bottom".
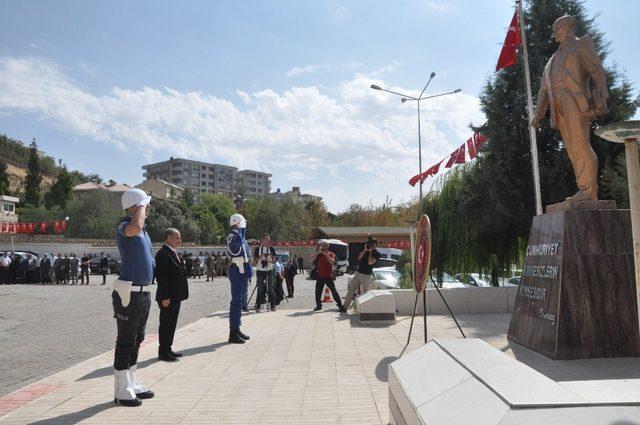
[{"left": 496, "top": 10, "right": 521, "bottom": 71}]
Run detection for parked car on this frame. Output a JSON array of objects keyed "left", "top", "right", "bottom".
[
  {"left": 372, "top": 267, "right": 401, "bottom": 289},
  {"left": 374, "top": 257, "right": 397, "bottom": 269},
  {"left": 89, "top": 257, "right": 120, "bottom": 274},
  {"left": 428, "top": 272, "right": 468, "bottom": 289},
  {"left": 508, "top": 276, "right": 521, "bottom": 286},
  {"left": 453, "top": 273, "right": 493, "bottom": 287},
  {"left": 276, "top": 251, "right": 290, "bottom": 266},
  {"left": 6, "top": 251, "right": 42, "bottom": 283}
]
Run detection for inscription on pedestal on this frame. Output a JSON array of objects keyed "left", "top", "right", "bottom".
[{"left": 508, "top": 209, "right": 639, "bottom": 360}]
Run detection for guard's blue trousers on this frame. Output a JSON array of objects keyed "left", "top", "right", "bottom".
[{"left": 228, "top": 264, "right": 248, "bottom": 329}]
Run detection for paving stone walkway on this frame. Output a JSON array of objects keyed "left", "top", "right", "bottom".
[{"left": 0, "top": 309, "right": 512, "bottom": 424}]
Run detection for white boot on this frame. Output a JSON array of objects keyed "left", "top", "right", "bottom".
[
  {"left": 114, "top": 369, "right": 141, "bottom": 407},
  {"left": 128, "top": 365, "right": 154, "bottom": 399}
]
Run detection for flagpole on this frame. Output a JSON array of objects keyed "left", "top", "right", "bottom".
[{"left": 517, "top": 0, "right": 543, "bottom": 215}]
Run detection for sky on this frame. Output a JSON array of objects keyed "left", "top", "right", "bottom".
[{"left": 0, "top": 0, "right": 638, "bottom": 213}]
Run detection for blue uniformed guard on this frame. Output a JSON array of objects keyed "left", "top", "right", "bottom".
[
  {"left": 112, "top": 188, "right": 155, "bottom": 407},
  {"left": 227, "top": 213, "right": 252, "bottom": 344}
]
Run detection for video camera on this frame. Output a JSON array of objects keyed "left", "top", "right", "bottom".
[{"left": 365, "top": 236, "right": 377, "bottom": 250}]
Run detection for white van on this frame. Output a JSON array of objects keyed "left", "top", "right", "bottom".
[{"left": 325, "top": 239, "right": 348, "bottom": 275}]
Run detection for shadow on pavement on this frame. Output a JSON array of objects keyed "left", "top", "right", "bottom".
[
  {"left": 206, "top": 312, "right": 229, "bottom": 318},
  {"left": 77, "top": 357, "right": 158, "bottom": 381},
  {"left": 27, "top": 401, "right": 116, "bottom": 424},
  {"left": 179, "top": 342, "right": 227, "bottom": 357},
  {"left": 375, "top": 356, "right": 398, "bottom": 382},
  {"left": 286, "top": 310, "right": 321, "bottom": 318}
]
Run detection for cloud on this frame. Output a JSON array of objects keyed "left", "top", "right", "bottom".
[
  {"left": 78, "top": 61, "right": 94, "bottom": 75},
  {"left": 286, "top": 62, "right": 364, "bottom": 79},
  {"left": 286, "top": 64, "right": 324, "bottom": 78},
  {"left": 427, "top": 2, "right": 447, "bottom": 11},
  {"left": 0, "top": 56, "right": 485, "bottom": 212}
]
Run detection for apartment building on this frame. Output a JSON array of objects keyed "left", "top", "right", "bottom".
[
  {"left": 142, "top": 158, "right": 237, "bottom": 198},
  {"left": 233, "top": 169, "right": 272, "bottom": 198},
  {"left": 142, "top": 158, "right": 271, "bottom": 199}
]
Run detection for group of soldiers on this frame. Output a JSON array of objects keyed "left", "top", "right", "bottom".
[
  {"left": 0, "top": 251, "right": 110, "bottom": 285},
  {"left": 204, "top": 252, "right": 231, "bottom": 280}
]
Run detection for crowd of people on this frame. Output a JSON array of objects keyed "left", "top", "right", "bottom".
[{"left": 0, "top": 251, "right": 110, "bottom": 285}]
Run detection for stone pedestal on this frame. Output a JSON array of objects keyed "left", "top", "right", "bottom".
[
  {"left": 508, "top": 207, "right": 639, "bottom": 360},
  {"left": 357, "top": 290, "right": 396, "bottom": 324}
]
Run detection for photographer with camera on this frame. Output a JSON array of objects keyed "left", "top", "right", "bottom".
[
  {"left": 313, "top": 240, "right": 346, "bottom": 312},
  {"left": 253, "top": 233, "right": 277, "bottom": 312},
  {"left": 343, "top": 236, "right": 381, "bottom": 309}
]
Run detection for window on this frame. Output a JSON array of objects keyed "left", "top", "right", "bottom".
[{"left": 3, "top": 204, "right": 14, "bottom": 213}]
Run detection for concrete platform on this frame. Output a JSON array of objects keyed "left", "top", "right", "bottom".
[
  {"left": 2, "top": 310, "right": 640, "bottom": 424},
  {"left": 389, "top": 339, "right": 640, "bottom": 424}
]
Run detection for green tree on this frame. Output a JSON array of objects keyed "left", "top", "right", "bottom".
[
  {"left": 23, "top": 139, "right": 43, "bottom": 206},
  {"left": 145, "top": 197, "right": 201, "bottom": 243},
  {"left": 15, "top": 205, "right": 60, "bottom": 223},
  {"left": 243, "top": 197, "right": 313, "bottom": 241},
  {"left": 180, "top": 188, "right": 196, "bottom": 209},
  {"left": 0, "top": 160, "right": 9, "bottom": 195},
  {"left": 192, "top": 193, "right": 236, "bottom": 244},
  {"left": 423, "top": 0, "right": 637, "bottom": 283},
  {"left": 64, "top": 191, "right": 122, "bottom": 239},
  {"left": 44, "top": 163, "right": 74, "bottom": 209}
]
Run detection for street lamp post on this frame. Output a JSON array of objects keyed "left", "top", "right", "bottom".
[
  {"left": 371, "top": 74, "right": 461, "bottom": 209},
  {"left": 372, "top": 74, "right": 461, "bottom": 344}
]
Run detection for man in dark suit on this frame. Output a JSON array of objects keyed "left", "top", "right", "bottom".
[{"left": 155, "top": 228, "right": 189, "bottom": 362}]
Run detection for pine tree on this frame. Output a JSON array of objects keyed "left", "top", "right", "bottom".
[
  {"left": 424, "top": 0, "right": 637, "bottom": 281},
  {"left": 44, "top": 162, "right": 74, "bottom": 209},
  {"left": 23, "top": 139, "right": 42, "bottom": 206},
  {"left": 0, "top": 160, "right": 10, "bottom": 195}
]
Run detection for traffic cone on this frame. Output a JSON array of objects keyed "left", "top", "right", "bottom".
[{"left": 322, "top": 287, "right": 332, "bottom": 303}]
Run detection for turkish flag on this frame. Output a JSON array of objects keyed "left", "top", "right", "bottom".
[
  {"left": 467, "top": 137, "right": 477, "bottom": 159},
  {"left": 420, "top": 162, "right": 442, "bottom": 184},
  {"left": 60, "top": 221, "right": 67, "bottom": 232},
  {"left": 0, "top": 223, "right": 6, "bottom": 233},
  {"left": 40, "top": 222, "right": 47, "bottom": 233},
  {"left": 54, "top": 222, "right": 60, "bottom": 233},
  {"left": 409, "top": 161, "right": 442, "bottom": 186},
  {"left": 474, "top": 132, "right": 488, "bottom": 151},
  {"left": 455, "top": 143, "right": 466, "bottom": 164},
  {"left": 445, "top": 147, "right": 459, "bottom": 168},
  {"left": 496, "top": 10, "right": 521, "bottom": 71},
  {"left": 27, "top": 223, "right": 34, "bottom": 234}
]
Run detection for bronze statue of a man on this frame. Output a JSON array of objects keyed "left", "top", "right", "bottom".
[{"left": 530, "top": 15, "right": 609, "bottom": 202}]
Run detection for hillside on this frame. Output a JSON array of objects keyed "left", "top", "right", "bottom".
[{"left": 1, "top": 134, "right": 101, "bottom": 195}]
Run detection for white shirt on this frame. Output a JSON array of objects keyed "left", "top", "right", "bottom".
[
  {"left": 0, "top": 255, "right": 11, "bottom": 267},
  {"left": 255, "top": 245, "right": 274, "bottom": 272}
]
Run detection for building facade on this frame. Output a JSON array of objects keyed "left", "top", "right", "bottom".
[
  {"left": 72, "top": 181, "right": 133, "bottom": 211},
  {"left": 142, "top": 158, "right": 271, "bottom": 200},
  {"left": 142, "top": 158, "right": 237, "bottom": 198},
  {"left": 233, "top": 170, "right": 272, "bottom": 198},
  {"left": 135, "top": 178, "right": 184, "bottom": 201},
  {"left": 0, "top": 195, "right": 19, "bottom": 224},
  {"left": 270, "top": 187, "right": 322, "bottom": 205}
]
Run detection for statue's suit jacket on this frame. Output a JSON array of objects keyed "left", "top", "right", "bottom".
[{"left": 535, "top": 36, "right": 607, "bottom": 129}]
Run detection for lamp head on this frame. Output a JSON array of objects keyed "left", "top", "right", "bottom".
[
  {"left": 370, "top": 84, "right": 382, "bottom": 90},
  {"left": 430, "top": 72, "right": 436, "bottom": 78},
  {"left": 454, "top": 89, "right": 462, "bottom": 93},
  {"left": 401, "top": 98, "right": 408, "bottom": 103}
]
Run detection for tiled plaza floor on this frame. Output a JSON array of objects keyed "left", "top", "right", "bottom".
[
  {"left": 0, "top": 309, "right": 509, "bottom": 424},
  {"left": 3, "top": 309, "right": 640, "bottom": 424}
]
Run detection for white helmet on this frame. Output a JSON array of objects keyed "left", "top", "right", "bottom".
[
  {"left": 121, "top": 188, "right": 151, "bottom": 210},
  {"left": 229, "top": 213, "right": 247, "bottom": 228}
]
